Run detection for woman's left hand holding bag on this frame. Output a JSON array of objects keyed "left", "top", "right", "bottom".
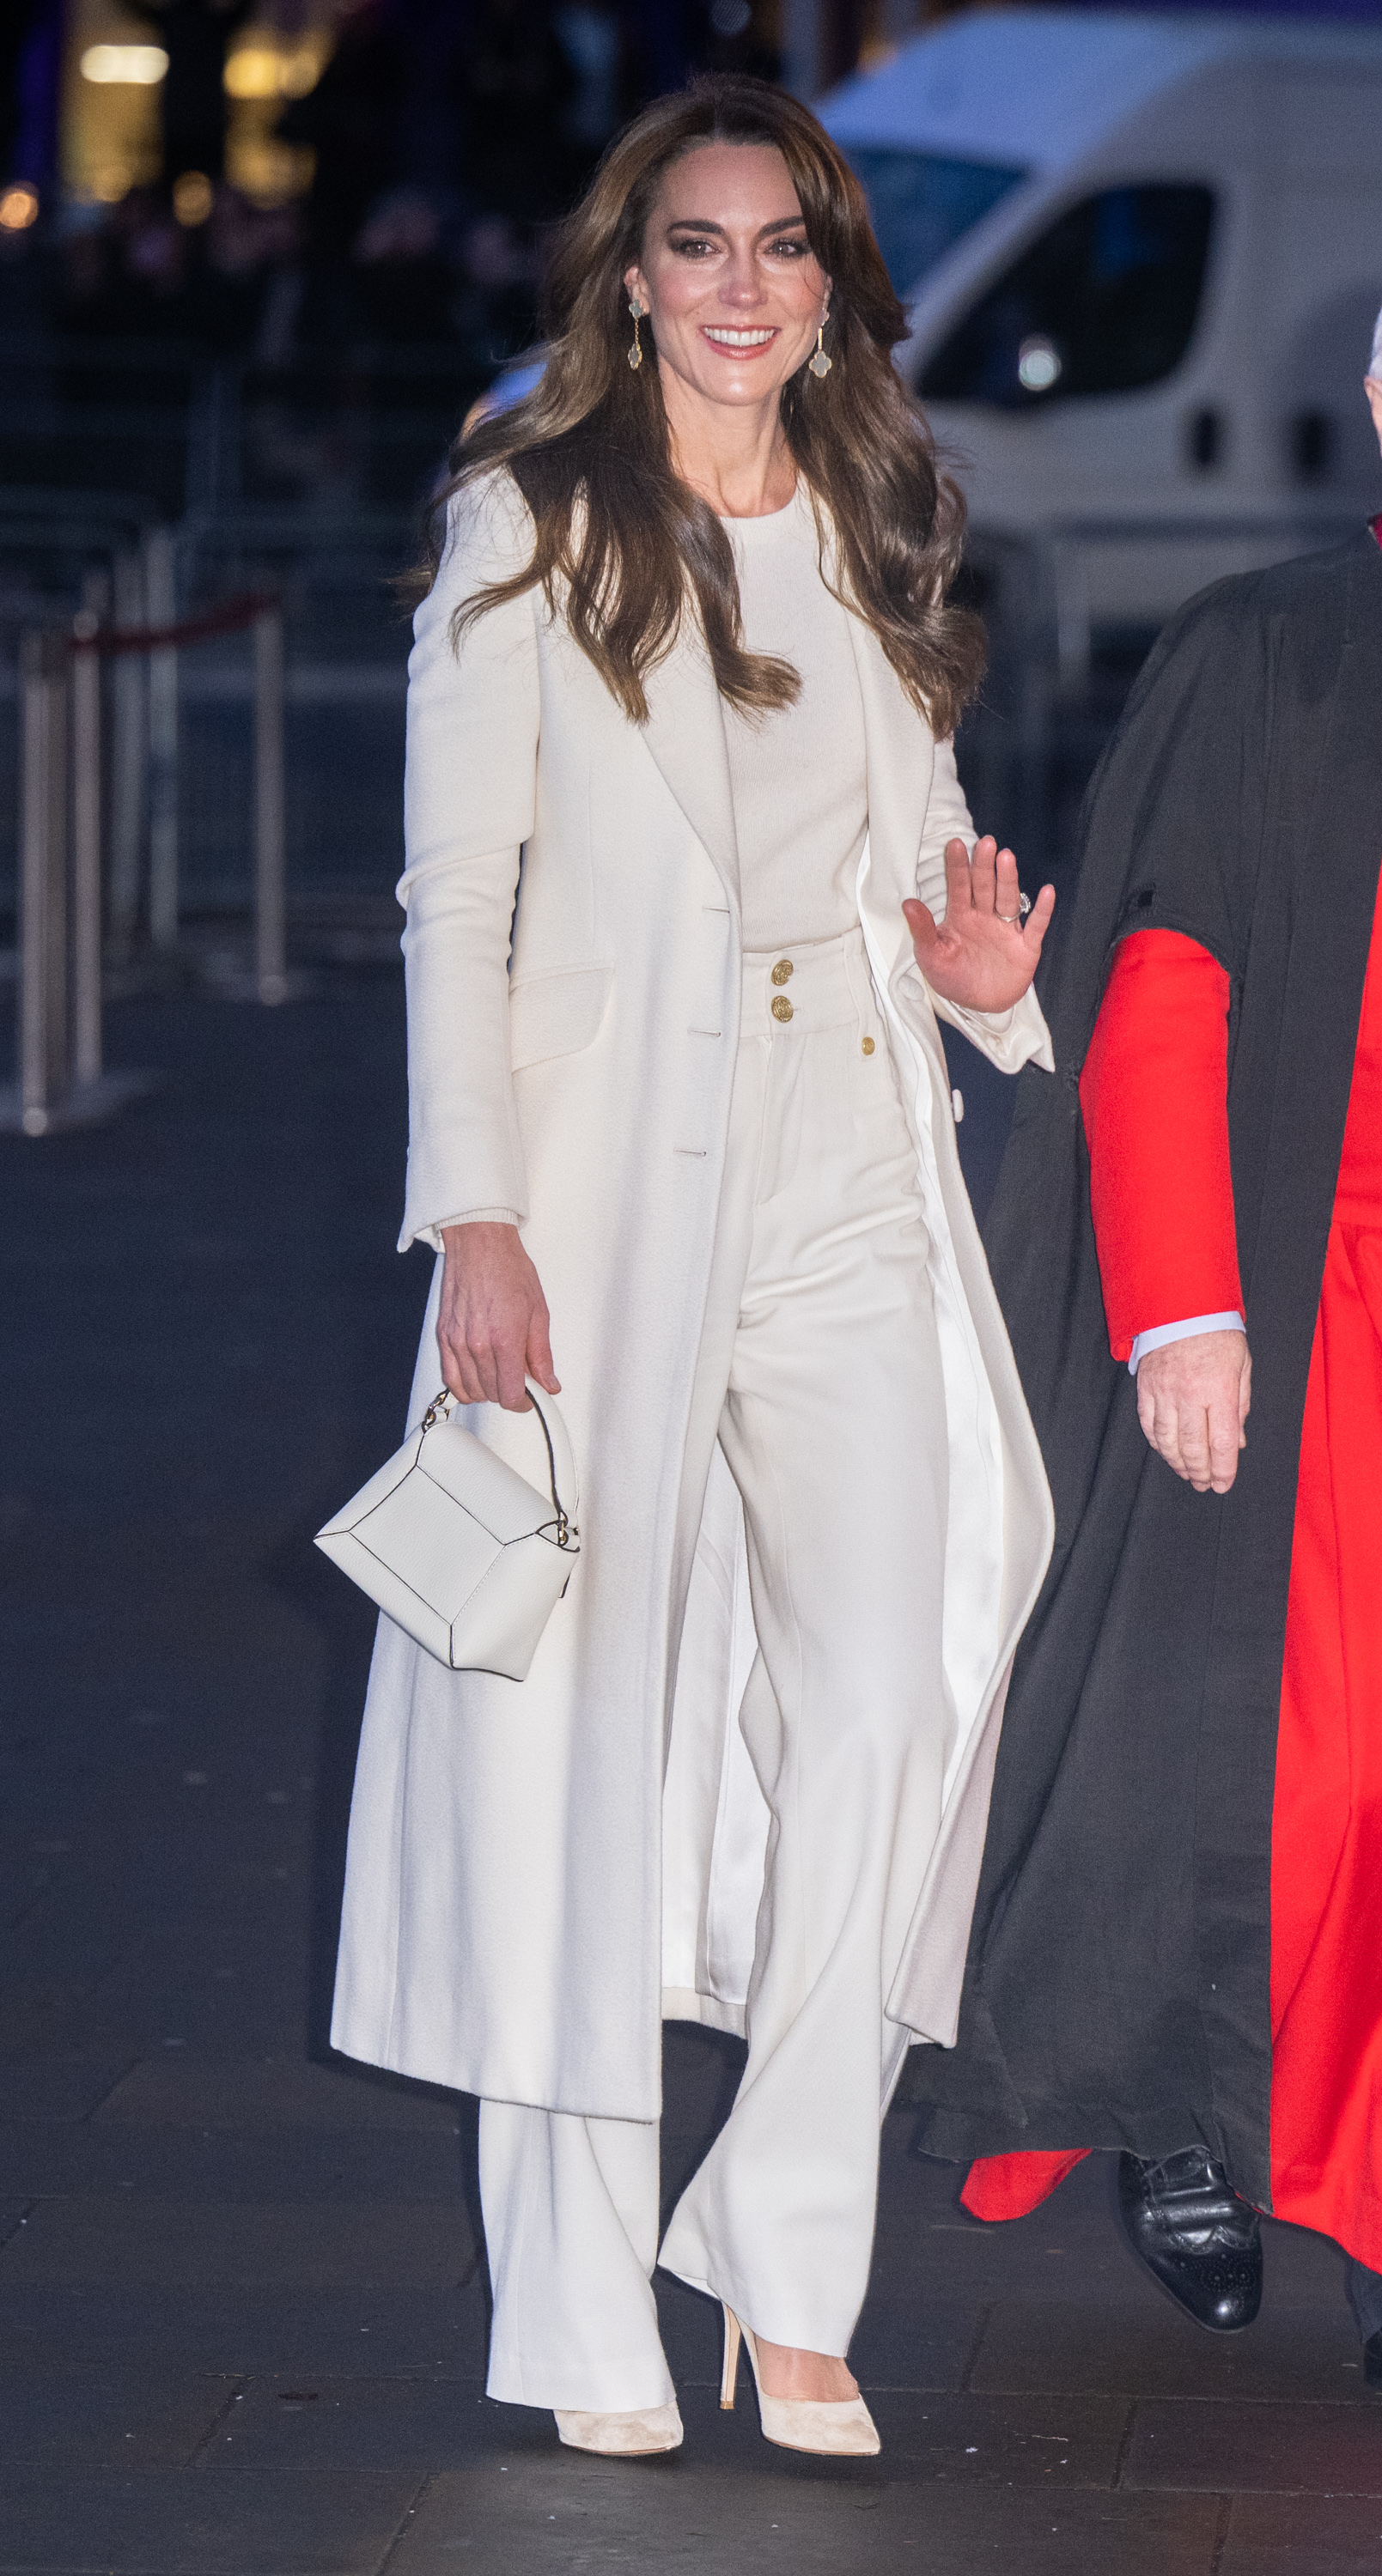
[
  {"left": 438, "top": 1221, "right": 560, "bottom": 1413},
  {"left": 904, "top": 835, "right": 1055, "bottom": 1013}
]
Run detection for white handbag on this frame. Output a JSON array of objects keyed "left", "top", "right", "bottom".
[{"left": 315, "top": 1380, "right": 580, "bottom": 1680}]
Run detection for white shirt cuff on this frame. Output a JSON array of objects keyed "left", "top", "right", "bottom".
[{"left": 1129, "top": 1312, "right": 1246, "bottom": 1376}]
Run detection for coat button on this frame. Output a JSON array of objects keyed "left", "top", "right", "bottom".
[
  {"left": 861, "top": 1036, "right": 875, "bottom": 1056},
  {"left": 770, "top": 994, "right": 794, "bottom": 1023},
  {"left": 770, "top": 958, "right": 793, "bottom": 986}
]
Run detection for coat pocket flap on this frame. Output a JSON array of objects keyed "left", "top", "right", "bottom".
[{"left": 508, "top": 962, "right": 613, "bottom": 1072}]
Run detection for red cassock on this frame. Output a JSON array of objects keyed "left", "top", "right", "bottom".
[{"left": 964, "top": 888, "right": 1382, "bottom": 2267}]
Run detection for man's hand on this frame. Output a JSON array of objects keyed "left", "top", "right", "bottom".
[
  {"left": 1135, "top": 1328, "right": 1251, "bottom": 1494},
  {"left": 903, "top": 836, "right": 1056, "bottom": 1014},
  {"left": 437, "top": 1222, "right": 558, "bottom": 1413}
]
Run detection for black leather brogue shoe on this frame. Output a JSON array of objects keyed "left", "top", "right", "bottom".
[{"left": 1118, "top": 2148, "right": 1263, "bottom": 2331}]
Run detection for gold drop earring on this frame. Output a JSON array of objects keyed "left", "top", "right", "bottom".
[
  {"left": 628, "top": 295, "right": 647, "bottom": 371},
  {"left": 808, "top": 313, "right": 831, "bottom": 380}
]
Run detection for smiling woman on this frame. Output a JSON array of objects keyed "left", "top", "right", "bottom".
[{"left": 333, "top": 70, "right": 1056, "bottom": 2479}]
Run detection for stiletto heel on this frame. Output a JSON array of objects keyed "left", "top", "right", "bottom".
[
  {"left": 720, "top": 2306, "right": 880, "bottom": 2458},
  {"left": 721, "top": 2303, "right": 741, "bottom": 2409}
]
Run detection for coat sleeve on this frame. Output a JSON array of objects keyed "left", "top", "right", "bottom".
[
  {"left": 915, "top": 733, "right": 1055, "bottom": 1077},
  {"left": 1079, "top": 930, "right": 1244, "bottom": 1362},
  {"left": 397, "top": 475, "right": 541, "bottom": 1253}
]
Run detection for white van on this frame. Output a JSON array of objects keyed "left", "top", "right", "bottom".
[{"left": 821, "top": 9, "right": 1382, "bottom": 632}]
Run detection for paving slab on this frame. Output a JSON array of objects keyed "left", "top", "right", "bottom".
[
  {"left": 0, "top": 2282, "right": 490, "bottom": 2375},
  {"left": 1124, "top": 2397, "right": 1382, "bottom": 2494},
  {"left": 0, "top": 2061, "right": 131, "bottom": 2121},
  {"left": 0, "top": 2120, "right": 468, "bottom": 2204},
  {"left": 200, "top": 2378, "right": 502, "bottom": 2471},
  {"left": 1221, "top": 2494, "right": 1382, "bottom": 2573},
  {"left": 389, "top": 2457, "right": 1222, "bottom": 2576},
  {"left": 0, "top": 2363, "right": 236, "bottom": 2470},
  {"left": 971, "top": 2298, "right": 1372, "bottom": 2404},
  {"left": 0, "top": 2465, "right": 423, "bottom": 2575},
  {"left": 0, "top": 2196, "right": 477, "bottom": 2288},
  {"left": 95, "top": 2055, "right": 463, "bottom": 2133}
]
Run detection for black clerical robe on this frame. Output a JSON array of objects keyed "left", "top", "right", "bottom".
[{"left": 906, "top": 530, "right": 1382, "bottom": 2218}]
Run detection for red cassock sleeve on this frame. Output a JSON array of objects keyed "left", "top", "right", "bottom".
[{"left": 1078, "top": 929, "right": 1243, "bottom": 1362}]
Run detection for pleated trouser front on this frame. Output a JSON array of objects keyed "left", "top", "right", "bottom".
[{"left": 481, "top": 926, "right": 953, "bottom": 2409}]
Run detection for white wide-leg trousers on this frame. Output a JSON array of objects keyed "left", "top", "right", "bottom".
[{"left": 480, "top": 927, "right": 953, "bottom": 2409}]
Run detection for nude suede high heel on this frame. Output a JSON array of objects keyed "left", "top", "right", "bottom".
[
  {"left": 720, "top": 2306, "right": 880, "bottom": 2457},
  {"left": 554, "top": 2403, "right": 684, "bottom": 2456}
]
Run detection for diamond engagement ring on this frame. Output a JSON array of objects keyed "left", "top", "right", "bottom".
[{"left": 997, "top": 893, "right": 1032, "bottom": 923}]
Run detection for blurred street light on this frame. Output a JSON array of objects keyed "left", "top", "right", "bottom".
[
  {"left": 80, "top": 43, "right": 170, "bottom": 84},
  {"left": 0, "top": 180, "right": 40, "bottom": 228},
  {"left": 172, "top": 167, "right": 213, "bottom": 222},
  {"left": 223, "top": 43, "right": 326, "bottom": 100}
]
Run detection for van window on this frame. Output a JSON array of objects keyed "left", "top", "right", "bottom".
[
  {"left": 842, "top": 149, "right": 1029, "bottom": 300},
  {"left": 918, "top": 185, "right": 1215, "bottom": 406}
]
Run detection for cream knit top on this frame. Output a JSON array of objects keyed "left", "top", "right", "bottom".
[{"left": 721, "top": 483, "right": 868, "bottom": 951}]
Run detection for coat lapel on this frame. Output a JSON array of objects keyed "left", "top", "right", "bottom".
[
  {"left": 639, "top": 626, "right": 741, "bottom": 914},
  {"left": 847, "top": 611, "right": 932, "bottom": 975}
]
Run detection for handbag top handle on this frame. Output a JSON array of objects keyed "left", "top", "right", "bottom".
[{"left": 417, "top": 1381, "right": 576, "bottom": 1549}]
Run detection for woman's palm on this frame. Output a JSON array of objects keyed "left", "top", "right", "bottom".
[{"left": 904, "top": 836, "right": 1055, "bottom": 1013}]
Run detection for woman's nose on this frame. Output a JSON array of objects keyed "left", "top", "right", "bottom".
[{"left": 717, "top": 257, "right": 764, "bottom": 308}]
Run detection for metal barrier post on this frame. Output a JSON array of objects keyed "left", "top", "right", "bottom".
[
  {"left": 70, "top": 606, "right": 104, "bottom": 1089},
  {"left": 144, "top": 526, "right": 180, "bottom": 951},
  {"left": 253, "top": 604, "right": 289, "bottom": 1004},
  {"left": 16, "top": 631, "right": 69, "bottom": 1134},
  {"left": 108, "top": 548, "right": 147, "bottom": 957}
]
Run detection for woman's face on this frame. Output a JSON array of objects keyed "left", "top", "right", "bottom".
[{"left": 624, "top": 142, "right": 830, "bottom": 415}]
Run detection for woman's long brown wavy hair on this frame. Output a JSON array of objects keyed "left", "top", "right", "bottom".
[{"left": 429, "top": 74, "right": 983, "bottom": 737}]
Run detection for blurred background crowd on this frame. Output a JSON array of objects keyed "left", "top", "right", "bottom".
[{"left": 0, "top": 0, "right": 847, "bottom": 502}]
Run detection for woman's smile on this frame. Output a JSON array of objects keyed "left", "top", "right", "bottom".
[{"left": 701, "top": 324, "right": 779, "bottom": 353}]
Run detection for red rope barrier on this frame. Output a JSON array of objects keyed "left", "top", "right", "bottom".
[{"left": 70, "top": 588, "right": 279, "bottom": 658}]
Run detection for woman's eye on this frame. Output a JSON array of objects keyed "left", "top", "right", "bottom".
[
  {"left": 670, "top": 235, "right": 716, "bottom": 258},
  {"left": 768, "top": 238, "right": 809, "bottom": 259}
]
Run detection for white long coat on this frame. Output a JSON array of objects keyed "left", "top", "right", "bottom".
[{"left": 331, "top": 475, "right": 1056, "bottom": 2121}]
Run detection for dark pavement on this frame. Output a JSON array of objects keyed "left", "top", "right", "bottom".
[{"left": 1, "top": 972, "right": 1377, "bottom": 2575}]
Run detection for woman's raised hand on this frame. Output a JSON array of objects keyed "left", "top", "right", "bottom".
[
  {"left": 903, "top": 836, "right": 1055, "bottom": 1014},
  {"left": 437, "top": 1222, "right": 559, "bottom": 1413}
]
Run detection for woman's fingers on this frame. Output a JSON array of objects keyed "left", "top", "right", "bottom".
[
  {"left": 992, "top": 841, "right": 1020, "bottom": 918},
  {"left": 527, "top": 1303, "right": 560, "bottom": 1399},
  {"left": 1022, "top": 884, "right": 1057, "bottom": 951},
  {"left": 969, "top": 834, "right": 998, "bottom": 910},
  {"left": 442, "top": 1321, "right": 533, "bottom": 1410},
  {"left": 493, "top": 1335, "right": 532, "bottom": 1413},
  {"left": 943, "top": 838, "right": 974, "bottom": 915},
  {"left": 440, "top": 1330, "right": 488, "bottom": 1406}
]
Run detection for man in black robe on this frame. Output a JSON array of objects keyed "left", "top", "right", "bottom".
[{"left": 907, "top": 343, "right": 1382, "bottom": 2361}]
